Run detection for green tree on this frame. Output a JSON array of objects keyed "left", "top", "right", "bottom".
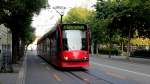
[
  {"left": 88, "top": 16, "right": 110, "bottom": 54},
  {"left": 111, "top": 0, "right": 150, "bottom": 58},
  {"left": 63, "top": 7, "right": 92, "bottom": 23},
  {"left": 95, "top": 0, "right": 126, "bottom": 56},
  {"left": 95, "top": 0, "right": 150, "bottom": 58},
  {"left": 0, "top": 0, "right": 48, "bottom": 63}
]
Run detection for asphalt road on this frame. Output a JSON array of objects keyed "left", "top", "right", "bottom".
[{"left": 25, "top": 51, "right": 150, "bottom": 84}]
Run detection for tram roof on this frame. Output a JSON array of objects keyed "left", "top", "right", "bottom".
[
  {"left": 37, "top": 25, "right": 56, "bottom": 44},
  {"left": 62, "top": 23, "right": 87, "bottom": 26},
  {"left": 37, "top": 23, "right": 87, "bottom": 44}
]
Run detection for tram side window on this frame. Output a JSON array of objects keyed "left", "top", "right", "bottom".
[
  {"left": 46, "top": 39, "right": 49, "bottom": 56},
  {"left": 50, "top": 38, "right": 52, "bottom": 57},
  {"left": 39, "top": 43, "right": 41, "bottom": 53},
  {"left": 45, "top": 40, "right": 47, "bottom": 52},
  {"left": 56, "top": 31, "right": 61, "bottom": 51},
  {"left": 47, "top": 38, "right": 50, "bottom": 56},
  {"left": 53, "top": 33, "right": 57, "bottom": 52},
  {"left": 43, "top": 42, "right": 45, "bottom": 52},
  {"left": 50, "top": 34, "right": 56, "bottom": 56},
  {"left": 43, "top": 42, "right": 45, "bottom": 53},
  {"left": 52, "top": 36, "right": 57, "bottom": 55},
  {"left": 51, "top": 38, "right": 54, "bottom": 55}
]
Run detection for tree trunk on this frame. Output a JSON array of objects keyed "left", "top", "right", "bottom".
[
  {"left": 126, "top": 27, "right": 131, "bottom": 60},
  {"left": 108, "top": 30, "right": 112, "bottom": 58},
  {"left": 108, "top": 42, "right": 112, "bottom": 58},
  {"left": 96, "top": 44, "right": 99, "bottom": 56},
  {"left": 91, "top": 43, "right": 94, "bottom": 55},
  {"left": 12, "top": 31, "right": 19, "bottom": 64},
  {"left": 93, "top": 41, "right": 98, "bottom": 54},
  {"left": 18, "top": 40, "right": 25, "bottom": 60},
  {"left": 121, "top": 42, "right": 124, "bottom": 56}
]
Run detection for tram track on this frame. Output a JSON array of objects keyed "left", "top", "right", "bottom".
[
  {"left": 63, "top": 68, "right": 114, "bottom": 84},
  {"left": 41, "top": 60, "right": 115, "bottom": 84},
  {"left": 68, "top": 71, "right": 91, "bottom": 84},
  {"left": 40, "top": 56, "right": 113, "bottom": 84},
  {"left": 82, "top": 70, "right": 114, "bottom": 84}
]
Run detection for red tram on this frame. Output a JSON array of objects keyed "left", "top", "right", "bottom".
[{"left": 37, "top": 23, "right": 90, "bottom": 68}]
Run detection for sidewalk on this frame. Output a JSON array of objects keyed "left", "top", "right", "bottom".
[
  {"left": 91, "top": 54, "right": 150, "bottom": 65},
  {"left": 0, "top": 59, "right": 23, "bottom": 84}
]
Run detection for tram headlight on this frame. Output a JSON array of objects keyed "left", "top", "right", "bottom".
[
  {"left": 64, "top": 56, "right": 68, "bottom": 61},
  {"left": 84, "top": 57, "right": 88, "bottom": 60},
  {"left": 84, "top": 57, "right": 87, "bottom": 59}
]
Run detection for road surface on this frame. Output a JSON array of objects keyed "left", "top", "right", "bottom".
[{"left": 24, "top": 51, "right": 150, "bottom": 84}]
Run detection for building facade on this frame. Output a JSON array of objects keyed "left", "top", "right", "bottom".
[{"left": 0, "top": 24, "right": 12, "bottom": 65}]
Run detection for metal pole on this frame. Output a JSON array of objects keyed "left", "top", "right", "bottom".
[
  {"left": 52, "top": 6, "right": 66, "bottom": 24},
  {"left": 60, "top": 14, "right": 63, "bottom": 24},
  {"left": 53, "top": 8, "right": 64, "bottom": 24}
]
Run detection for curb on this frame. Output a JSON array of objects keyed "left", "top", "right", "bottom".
[
  {"left": 16, "top": 53, "right": 27, "bottom": 84},
  {"left": 92, "top": 54, "right": 150, "bottom": 64}
]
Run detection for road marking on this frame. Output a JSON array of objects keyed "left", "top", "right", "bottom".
[
  {"left": 17, "top": 52, "right": 27, "bottom": 84},
  {"left": 92, "top": 62, "right": 150, "bottom": 78},
  {"left": 46, "top": 66, "right": 50, "bottom": 70},
  {"left": 53, "top": 74, "right": 62, "bottom": 81},
  {"left": 41, "top": 62, "right": 46, "bottom": 65},
  {"left": 83, "top": 78, "right": 90, "bottom": 82},
  {"left": 105, "top": 70, "right": 127, "bottom": 80}
]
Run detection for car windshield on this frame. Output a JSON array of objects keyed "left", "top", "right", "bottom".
[{"left": 62, "top": 30, "right": 86, "bottom": 51}]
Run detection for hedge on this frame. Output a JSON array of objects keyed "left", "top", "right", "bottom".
[
  {"left": 98, "top": 48, "right": 121, "bottom": 55},
  {"left": 131, "top": 50, "right": 150, "bottom": 58}
]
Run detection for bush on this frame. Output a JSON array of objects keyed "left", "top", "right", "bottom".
[
  {"left": 98, "top": 48, "right": 121, "bottom": 55},
  {"left": 131, "top": 50, "right": 150, "bottom": 58}
]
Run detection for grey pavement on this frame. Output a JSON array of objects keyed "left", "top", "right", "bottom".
[
  {"left": 0, "top": 73, "right": 17, "bottom": 84},
  {"left": 0, "top": 56, "right": 24, "bottom": 84},
  {"left": 91, "top": 54, "right": 150, "bottom": 65},
  {"left": 91, "top": 54, "right": 150, "bottom": 84},
  {"left": 91, "top": 54, "right": 150, "bottom": 75},
  {"left": 0, "top": 64, "right": 21, "bottom": 84}
]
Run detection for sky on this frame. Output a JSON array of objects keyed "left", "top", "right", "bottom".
[
  {"left": 29, "top": 0, "right": 96, "bottom": 49},
  {"left": 32, "top": 0, "right": 96, "bottom": 37}
]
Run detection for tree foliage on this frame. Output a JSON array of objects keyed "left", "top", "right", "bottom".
[
  {"left": 63, "top": 7, "right": 92, "bottom": 23},
  {"left": 0, "top": 0, "right": 47, "bottom": 44},
  {"left": 0, "top": 0, "right": 47, "bottom": 63},
  {"left": 130, "top": 38, "right": 150, "bottom": 46},
  {"left": 96, "top": 0, "right": 150, "bottom": 38},
  {"left": 95, "top": 0, "right": 150, "bottom": 56}
]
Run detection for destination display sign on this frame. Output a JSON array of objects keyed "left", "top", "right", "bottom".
[{"left": 63, "top": 25, "right": 86, "bottom": 30}]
